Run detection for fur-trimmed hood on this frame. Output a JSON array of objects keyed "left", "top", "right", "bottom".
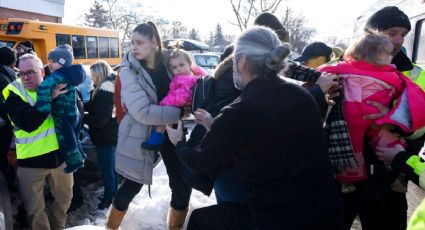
[
  {"left": 97, "top": 78, "right": 115, "bottom": 94},
  {"left": 213, "top": 55, "right": 233, "bottom": 80},
  {"left": 121, "top": 50, "right": 173, "bottom": 79}
]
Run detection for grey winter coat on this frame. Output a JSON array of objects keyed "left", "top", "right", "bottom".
[{"left": 115, "top": 52, "right": 181, "bottom": 184}]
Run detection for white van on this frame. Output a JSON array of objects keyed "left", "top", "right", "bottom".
[
  {"left": 352, "top": 0, "right": 425, "bottom": 68},
  {"left": 189, "top": 52, "right": 221, "bottom": 75}
]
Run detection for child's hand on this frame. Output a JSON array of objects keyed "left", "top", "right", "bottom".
[
  {"left": 194, "top": 109, "right": 213, "bottom": 131},
  {"left": 363, "top": 100, "right": 390, "bottom": 120},
  {"left": 376, "top": 144, "right": 405, "bottom": 165},
  {"left": 316, "top": 72, "right": 340, "bottom": 95},
  {"left": 183, "top": 106, "right": 191, "bottom": 118},
  {"left": 52, "top": 83, "right": 67, "bottom": 99}
]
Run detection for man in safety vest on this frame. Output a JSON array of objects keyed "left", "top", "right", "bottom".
[
  {"left": 2, "top": 53, "right": 72, "bottom": 230},
  {"left": 336, "top": 6, "right": 425, "bottom": 230}
]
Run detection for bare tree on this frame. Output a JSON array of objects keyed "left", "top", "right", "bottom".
[
  {"left": 155, "top": 20, "right": 188, "bottom": 40},
  {"left": 324, "top": 36, "right": 348, "bottom": 49},
  {"left": 281, "top": 7, "right": 315, "bottom": 53},
  {"left": 229, "top": 1, "right": 315, "bottom": 52},
  {"left": 99, "top": 0, "right": 143, "bottom": 46},
  {"left": 230, "top": 0, "right": 284, "bottom": 31},
  {"left": 171, "top": 21, "right": 187, "bottom": 39}
]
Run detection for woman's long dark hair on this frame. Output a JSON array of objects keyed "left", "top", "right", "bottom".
[{"left": 132, "top": 21, "right": 162, "bottom": 68}]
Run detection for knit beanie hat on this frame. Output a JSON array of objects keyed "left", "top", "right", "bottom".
[
  {"left": 0, "top": 46, "right": 17, "bottom": 66},
  {"left": 365, "top": 6, "right": 411, "bottom": 32},
  {"left": 48, "top": 44, "right": 74, "bottom": 67},
  {"left": 254, "top": 12, "right": 289, "bottom": 42}
]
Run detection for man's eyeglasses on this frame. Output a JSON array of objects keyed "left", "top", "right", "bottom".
[{"left": 19, "top": 70, "right": 39, "bottom": 78}]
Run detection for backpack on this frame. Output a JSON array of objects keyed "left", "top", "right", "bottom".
[
  {"left": 191, "top": 75, "right": 215, "bottom": 114},
  {"left": 113, "top": 70, "right": 125, "bottom": 123}
]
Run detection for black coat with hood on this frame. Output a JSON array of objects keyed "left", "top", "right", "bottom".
[
  {"left": 84, "top": 75, "right": 118, "bottom": 146},
  {"left": 0, "top": 65, "right": 17, "bottom": 173}
]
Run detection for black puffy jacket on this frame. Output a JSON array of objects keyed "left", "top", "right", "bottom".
[{"left": 83, "top": 76, "right": 118, "bottom": 146}]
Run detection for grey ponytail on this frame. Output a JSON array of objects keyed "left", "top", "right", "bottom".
[
  {"left": 234, "top": 26, "right": 291, "bottom": 77},
  {"left": 264, "top": 43, "right": 291, "bottom": 73}
]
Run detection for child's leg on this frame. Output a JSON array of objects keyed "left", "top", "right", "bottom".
[
  {"left": 141, "top": 125, "right": 166, "bottom": 151},
  {"left": 369, "top": 128, "right": 408, "bottom": 193},
  {"left": 54, "top": 115, "right": 85, "bottom": 173}
]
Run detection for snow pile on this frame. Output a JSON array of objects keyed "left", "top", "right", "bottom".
[{"left": 66, "top": 162, "right": 216, "bottom": 230}]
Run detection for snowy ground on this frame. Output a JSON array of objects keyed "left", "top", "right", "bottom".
[{"left": 65, "top": 161, "right": 216, "bottom": 230}]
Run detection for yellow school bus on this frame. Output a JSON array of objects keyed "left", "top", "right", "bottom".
[{"left": 0, "top": 18, "right": 121, "bottom": 66}]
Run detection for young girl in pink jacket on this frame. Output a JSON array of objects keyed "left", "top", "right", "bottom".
[
  {"left": 318, "top": 31, "right": 425, "bottom": 191},
  {"left": 141, "top": 49, "right": 207, "bottom": 150}
]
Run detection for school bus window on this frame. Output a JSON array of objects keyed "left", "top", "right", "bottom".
[
  {"left": 99, "top": 37, "right": 109, "bottom": 58},
  {"left": 110, "top": 38, "right": 119, "bottom": 58},
  {"left": 0, "top": 41, "right": 15, "bottom": 48},
  {"left": 72, "top": 35, "right": 86, "bottom": 59},
  {"left": 56, "top": 34, "right": 71, "bottom": 46},
  {"left": 86, "top": 36, "right": 98, "bottom": 58}
]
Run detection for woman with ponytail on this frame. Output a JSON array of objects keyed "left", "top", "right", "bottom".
[{"left": 105, "top": 22, "right": 191, "bottom": 230}]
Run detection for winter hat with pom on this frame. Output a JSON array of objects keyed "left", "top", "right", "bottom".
[{"left": 48, "top": 44, "right": 74, "bottom": 67}]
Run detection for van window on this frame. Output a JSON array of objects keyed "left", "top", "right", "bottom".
[
  {"left": 415, "top": 20, "right": 425, "bottom": 66},
  {"left": 86, "top": 36, "right": 98, "bottom": 58},
  {"left": 56, "top": 34, "right": 71, "bottom": 46},
  {"left": 99, "top": 37, "right": 109, "bottom": 58},
  {"left": 72, "top": 35, "right": 86, "bottom": 59}
]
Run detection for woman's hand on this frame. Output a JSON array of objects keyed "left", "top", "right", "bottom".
[
  {"left": 52, "top": 83, "right": 68, "bottom": 99},
  {"left": 166, "top": 120, "right": 184, "bottom": 146},
  {"left": 363, "top": 100, "right": 390, "bottom": 120},
  {"left": 375, "top": 144, "right": 405, "bottom": 165},
  {"left": 316, "top": 72, "right": 340, "bottom": 95},
  {"left": 194, "top": 109, "right": 213, "bottom": 131},
  {"left": 183, "top": 106, "right": 191, "bottom": 118}
]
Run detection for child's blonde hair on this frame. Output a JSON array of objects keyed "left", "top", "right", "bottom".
[
  {"left": 167, "top": 47, "right": 193, "bottom": 70},
  {"left": 344, "top": 30, "right": 393, "bottom": 66}
]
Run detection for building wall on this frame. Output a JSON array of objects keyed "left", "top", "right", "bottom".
[
  {"left": 0, "top": 7, "right": 61, "bottom": 23},
  {"left": 0, "top": 0, "right": 64, "bottom": 22}
]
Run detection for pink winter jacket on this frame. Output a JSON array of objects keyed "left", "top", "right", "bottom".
[
  {"left": 318, "top": 60, "right": 425, "bottom": 183},
  {"left": 319, "top": 60, "right": 425, "bottom": 133},
  {"left": 159, "top": 66, "right": 207, "bottom": 107}
]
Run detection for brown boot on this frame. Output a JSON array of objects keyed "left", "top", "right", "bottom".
[
  {"left": 106, "top": 205, "right": 127, "bottom": 230},
  {"left": 167, "top": 207, "right": 188, "bottom": 230}
]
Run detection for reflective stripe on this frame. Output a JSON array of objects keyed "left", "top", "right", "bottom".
[
  {"left": 15, "top": 127, "right": 55, "bottom": 144},
  {"left": 410, "top": 66, "right": 422, "bottom": 81},
  {"left": 11, "top": 114, "right": 52, "bottom": 133},
  {"left": 11, "top": 81, "right": 35, "bottom": 106}
]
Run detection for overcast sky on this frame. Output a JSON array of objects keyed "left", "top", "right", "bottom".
[{"left": 63, "top": 0, "right": 375, "bottom": 42}]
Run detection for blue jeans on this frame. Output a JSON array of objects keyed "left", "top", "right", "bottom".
[
  {"left": 214, "top": 167, "right": 250, "bottom": 204},
  {"left": 95, "top": 145, "right": 118, "bottom": 202}
]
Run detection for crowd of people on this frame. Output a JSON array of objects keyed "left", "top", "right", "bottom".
[{"left": 1, "top": 5, "right": 425, "bottom": 230}]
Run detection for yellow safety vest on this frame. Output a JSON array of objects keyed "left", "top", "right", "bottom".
[
  {"left": 403, "top": 64, "right": 425, "bottom": 91},
  {"left": 2, "top": 79, "right": 59, "bottom": 159},
  {"left": 407, "top": 198, "right": 425, "bottom": 230},
  {"left": 401, "top": 64, "right": 425, "bottom": 140}
]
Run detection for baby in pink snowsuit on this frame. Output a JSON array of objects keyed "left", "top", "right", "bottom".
[
  {"left": 141, "top": 49, "right": 207, "bottom": 150},
  {"left": 318, "top": 31, "right": 425, "bottom": 192}
]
